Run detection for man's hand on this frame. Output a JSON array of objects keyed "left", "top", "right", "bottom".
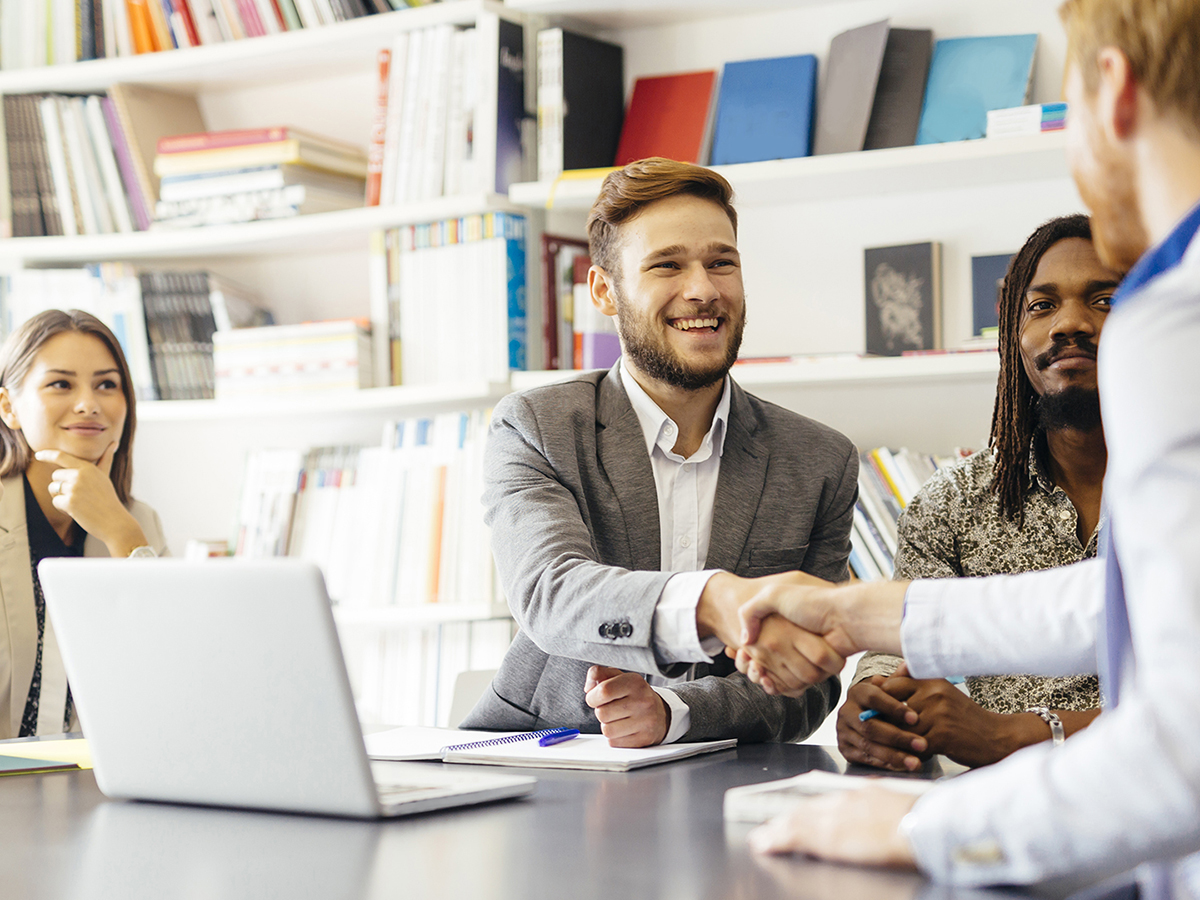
[
  {"left": 837, "top": 676, "right": 925, "bottom": 772},
  {"left": 748, "top": 786, "right": 918, "bottom": 869},
  {"left": 728, "top": 613, "right": 846, "bottom": 698},
  {"left": 584, "top": 666, "right": 669, "bottom": 747},
  {"left": 735, "top": 580, "right": 910, "bottom": 695},
  {"left": 880, "top": 668, "right": 1042, "bottom": 769}
]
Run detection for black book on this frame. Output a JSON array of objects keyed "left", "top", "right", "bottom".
[
  {"left": 536, "top": 27, "right": 624, "bottom": 180},
  {"left": 863, "top": 28, "right": 934, "bottom": 150},
  {"left": 863, "top": 241, "right": 942, "bottom": 355}
]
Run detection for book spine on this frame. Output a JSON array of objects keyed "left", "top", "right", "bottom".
[
  {"left": 501, "top": 211, "right": 527, "bottom": 372},
  {"left": 536, "top": 27, "right": 563, "bottom": 182},
  {"left": 365, "top": 48, "right": 390, "bottom": 207},
  {"left": 0, "top": 98, "right": 10, "bottom": 239},
  {"left": 125, "top": 0, "right": 157, "bottom": 52},
  {"left": 157, "top": 126, "right": 288, "bottom": 154},
  {"left": 35, "top": 96, "right": 72, "bottom": 237}
]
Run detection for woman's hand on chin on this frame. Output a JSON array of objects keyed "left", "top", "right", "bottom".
[{"left": 35, "top": 443, "right": 148, "bottom": 557}]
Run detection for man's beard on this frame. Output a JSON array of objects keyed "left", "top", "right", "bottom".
[
  {"left": 612, "top": 285, "right": 745, "bottom": 392},
  {"left": 1072, "top": 108, "right": 1149, "bottom": 272},
  {"left": 1036, "top": 385, "right": 1103, "bottom": 432}
]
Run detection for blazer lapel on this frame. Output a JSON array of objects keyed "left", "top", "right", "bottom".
[
  {"left": 0, "top": 475, "right": 34, "bottom": 738},
  {"left": 595, "top": 365, "right": 661, "bottom": 572},
  {"left": 706, "top": 381, "right": 768, "bottom": 572}
]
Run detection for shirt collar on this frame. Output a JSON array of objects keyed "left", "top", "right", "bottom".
[
  {"left": 619, "top": 358, "right": 731, "bottom": 463},
  {"left": 1112, "top": 198, "right": 1200, "bottom": 306},
  {"left": 1026, "top": 433, "right": 1056, "bottom": 494}
]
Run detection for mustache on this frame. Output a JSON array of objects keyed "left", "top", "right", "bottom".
[{"left": 1033, "top": 337, "right": 1099, "bottom": 370}]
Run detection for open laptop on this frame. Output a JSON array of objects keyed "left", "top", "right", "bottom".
[{"left": 38, "top": 558, "right": 535, "bottom": 818}]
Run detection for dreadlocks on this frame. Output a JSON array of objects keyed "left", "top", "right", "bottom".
[{"left": 990, "top": 214, "right": 1094, "bottom": 524}]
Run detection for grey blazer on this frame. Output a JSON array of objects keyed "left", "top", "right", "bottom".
[{"left": 461, "top": 365, "right": 858, "bottom": 742}]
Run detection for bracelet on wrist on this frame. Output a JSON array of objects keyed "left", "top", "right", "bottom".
[{"left": 1026, "top": 706, "right": 1065, "bottom": 746}]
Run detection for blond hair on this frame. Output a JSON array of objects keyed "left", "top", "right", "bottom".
[
  {"left": 1060, "top": 0, "right": 1200, "bottom": 136},
  {"left": 586, "top": 158, "right": 738, "bottom": 278}
]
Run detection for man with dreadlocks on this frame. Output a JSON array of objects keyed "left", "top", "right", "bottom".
[{"left": 838, "top": 214, "right": 1124, "bottom": 772}]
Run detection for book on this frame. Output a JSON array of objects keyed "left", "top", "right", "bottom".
[
  {"left": 153, "top": 137, "right": 368, "bottom": 179},
  {"left": 157, "top": 124, "right": 365, "bottom": 157},
  {"left": 916, "top": 34, "right": 1039, "bottom": 145},
  {"left": 365, "top": 725, "right": 737, "bottom": 771},
  {"left": 724, "top": 770, "right": 934, "bottom": 823},
  {"left": 572, "top": 253, "right": 619, "bottom": 370},
  {"left": 536, "top": 27, "right": 624, "bottom": 181},
  {"left": 862, "top": 28, "right": 933, "bottom": 150},
  {"left": 615, "top": 70, "right": 717, "bottom": 166},
  {"left": 365, "top": 47, "right": 390, "bottom": 206},
  {"left": 813, "top": 19, "right": 890, "bottom": 156},
  {"left": 986, "top": 102, "right": 1068, "bottom": 138},
  {"left": 710, "top": 54, "right": 817, "bottom": 165},
  {"left": 540, "top": 233, "right": 589, "bottom": 371},
  {"left": 157, "top": 163, "right": 365, "bottom": 201},
  {"left": 107, "top": 82, "right": 207, "bottom": 203},
  {"left": 213, "top": 318, "right": 373, "bottom": 397},
  {"left": 863, "top": 241, "right": 942, "bottom": 356},
  {"left": 971, "top": 252, "right": 1014, "bottom": 335},
  {"left": 494, "top": 17, "right": 526, "bottom": 193},
  {"left": 0, "top": 754, "right": 76, "bottom": 778}
]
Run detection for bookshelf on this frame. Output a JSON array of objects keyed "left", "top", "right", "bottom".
[{"left": 0, "top": 0, "right": 1079, "bottom": 725}]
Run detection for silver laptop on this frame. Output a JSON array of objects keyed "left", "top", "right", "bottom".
[{"left": 38, "top": 557, "right": 535, "bottom": 818}]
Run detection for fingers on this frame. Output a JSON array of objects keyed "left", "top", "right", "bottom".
[
  {"left": 584, "top": 671, "right": 667, "bottom": 747},
  {"left": 738, "top": 615, "right": 845, "bottom": 697},
  {"left": 97, "top": 441, "right": 118, "bottom": 477},
  {"left": 34, "top": 449, "right": 91, "bottom": 469},
  {"left": 585, "top": 665, "right": 622, "bottom": 694}
]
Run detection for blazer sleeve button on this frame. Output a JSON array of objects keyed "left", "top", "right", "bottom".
[{"left": 618, "top": 622, "right": 633, "bottom": 638}]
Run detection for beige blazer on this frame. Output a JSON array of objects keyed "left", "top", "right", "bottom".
[{"left": 0, "top": 474, "right": 168, "bottom": 739}]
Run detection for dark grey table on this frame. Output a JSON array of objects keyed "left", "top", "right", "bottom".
[{"left": 0, "top": 740, "right": 1125, "bottom": 900}]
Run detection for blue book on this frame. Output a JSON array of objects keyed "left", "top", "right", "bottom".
[
  {"left": 971, "top": 252, "right": 1014, "bottom": 334},
  {"left": 916, "top": 34, "right": 1039, "bottom": 145},
  {"left": 710, "top": 55, "right": 818, "bottom": 165}
]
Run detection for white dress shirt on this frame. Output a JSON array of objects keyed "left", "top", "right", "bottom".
[
  {"left": 619, "top": 361, "right": 730, "bottom": 744},
  {"left": 897, "top": 219, "right": 1200, "bottom": 896}
]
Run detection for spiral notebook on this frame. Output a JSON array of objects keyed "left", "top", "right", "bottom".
[{"left": 365, "top": 726, "right": 737, "bottom": 772}]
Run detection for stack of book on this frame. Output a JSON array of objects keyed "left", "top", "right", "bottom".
[
  {"left": 152, "top": 126, "right": 367, "bottom": 228},
  {"left": 849, "top": 446, "right": 962, "bottom": 581},
  {"left": 0, "top": 1, "right": 442, "bottom": 70},
  {"left": 234, "top": 411, "right": 498, "bottom": 611},
  {"left": 0, "top": 265, "right": 269, "bottom": 401},
  {"left": 369, "top": 211, "right": 527, "bottom": 387},
  {"left": 366, "top": 18, "right": 526, "bottom": 204},
  {"left": 986, "top": 102, "right": 1068, "bottom": 138},
  {"left": 212, "top": 318, "right": 373, "bottom": 398}
]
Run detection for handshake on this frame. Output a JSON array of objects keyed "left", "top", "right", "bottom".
[{"left": 705, "top": 571, "right": 909, "bottom": 697}]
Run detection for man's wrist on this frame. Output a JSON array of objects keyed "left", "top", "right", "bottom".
[
  {"left": 696, "top": 571, "right": 741, "bottom": 645},
  {"left": 843, "top": 580, "right": 908, "bottom": 656}
]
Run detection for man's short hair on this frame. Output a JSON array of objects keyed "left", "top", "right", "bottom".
[
  {"left": 1059, "top": 0, "right": 1200, "bottom": 137},
  {"left": 586, "top": 158, "right": 738, "bottom": 279}
]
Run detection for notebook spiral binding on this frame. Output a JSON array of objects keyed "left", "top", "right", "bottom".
[{"left": 442, "top": 727, "right": 576, "bottom": 753}]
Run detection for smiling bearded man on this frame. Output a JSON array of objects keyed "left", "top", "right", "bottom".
[{"left": 460, "top": 158, "right": 859, "bottom": 748}]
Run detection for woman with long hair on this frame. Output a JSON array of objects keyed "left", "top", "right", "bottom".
[{"left": 0, "top": 308, "right": 167, "bottom": 739}]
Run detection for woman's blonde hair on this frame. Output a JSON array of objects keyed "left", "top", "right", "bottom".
[{"left": 0, "top": 309, "right": 137, "bottom": 504}]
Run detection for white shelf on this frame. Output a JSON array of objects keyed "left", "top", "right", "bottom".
[
  {"left": 510, "top": 352, "right": 999, "bottom": 393},
  {"left": 333, "top": 602, "right": 510, "bottom": 626},
  {"left": 0, "top": 0, "right": 513, "bottom": 94},
  {"left": 504, "top": 0, "right": 842, "bottom": 28},
  {"left": 137, "top": 381, "right": 508, "bottom": 422},
  {"left": 509, "top": 132, "right": 1069, "bottom": 210},
  {"left": 0, "top": 194, "right": 521, "bottom": 264}
]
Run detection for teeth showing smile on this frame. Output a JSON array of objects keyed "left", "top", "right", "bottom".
[{"left": 672, "top": 318, "right": 719, "bottom": 332}]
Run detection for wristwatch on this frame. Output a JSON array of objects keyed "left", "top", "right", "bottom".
[
  {"left": 127, "top": 546, "right": 157, "bottom": 559},
  {"left": 1027, "top": 706, "right": 1065, "bottom": 746}
]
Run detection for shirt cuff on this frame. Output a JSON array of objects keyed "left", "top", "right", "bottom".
[
  {"left": 651, "top": 687, "right": 691, "bottom": 744},
  {"left": 653, "top": 570, "right": 724, "bottom": 664}
]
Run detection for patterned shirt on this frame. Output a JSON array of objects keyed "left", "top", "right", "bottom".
[{"left": 854, "top": 440, "right": 1101, "bottom": 714}]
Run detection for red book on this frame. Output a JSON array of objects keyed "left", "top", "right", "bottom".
[
  {"left": 365, "top": 48, "right": 391, "bottom": 207},
  {"left": 614, "top": 70, "right": 717, "bottom": 166},
  {"left": 170, "top": 0, "right": 201, "bottom": 48}
]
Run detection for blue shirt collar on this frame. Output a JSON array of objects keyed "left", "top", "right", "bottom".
[{"left": 1112, "top": 199, "right": 1200, "bottom": 306}]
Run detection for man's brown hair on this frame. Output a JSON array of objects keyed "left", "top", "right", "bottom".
[
  {"left": 1059, "top": 0, "right": 1200, "bottom": 137},
  {"left": 586, "top": 158, "right": 738, "bottom": 278},
  {"left": 0, "top": 309, "right": 138, "bottom": 505}
]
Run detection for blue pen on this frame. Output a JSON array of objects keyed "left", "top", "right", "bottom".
[
  {"left": 538, "top": 728, "right": 580, "bottom": 747},
  {"left": 858, "top": 709, "right": 881, "bottom": 722}
]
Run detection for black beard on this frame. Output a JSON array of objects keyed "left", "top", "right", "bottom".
[
  {"left": 1036, "top": 386, "right": 1102, "bottom": 432},
  {"left": 613, "top": 293, "right": 745, "bottom": 392}
]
